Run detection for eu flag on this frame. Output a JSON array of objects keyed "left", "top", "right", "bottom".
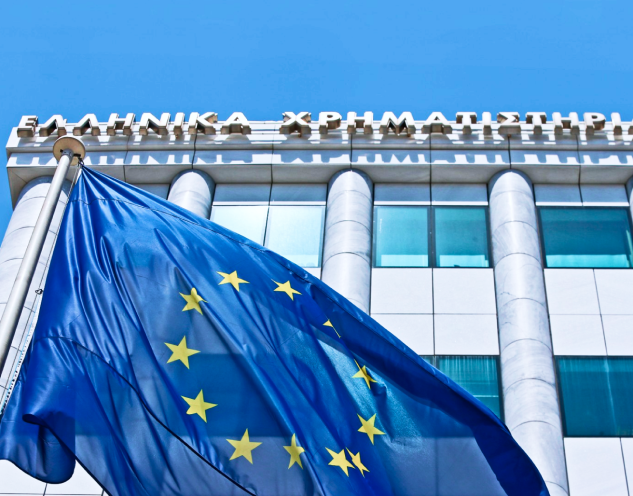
[{"left": 0, "top": 167, "right": 548, "bottom": 495}]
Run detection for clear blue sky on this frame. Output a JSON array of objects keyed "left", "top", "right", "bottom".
[{"left": 1, "top": 1, "right": 632, "bottom": 238}]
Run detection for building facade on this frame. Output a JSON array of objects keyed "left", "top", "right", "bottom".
[{"left": 1, "top": 110, "right": 633, "bottom": 495}]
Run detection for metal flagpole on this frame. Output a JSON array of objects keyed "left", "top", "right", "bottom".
[{"left": 0, "top": 136, "right": 85, "bottom": 374}]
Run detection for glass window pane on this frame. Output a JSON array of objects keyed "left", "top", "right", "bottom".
[
  {"left": 540, "top": 208, "right": 633, "bottom": 268},
  {"left": 436, "top": 356, "right": 502, "bottom": 419},
  {"left": 420, "top": 355, "right": 436, "bottom": 367},
  {"left": 608, "top": 358, "right": 633, "bottom": 436},
  {"left": 210, "top": 206, "right": 269, "bottom": 245},
  {"left": 434, "top": 207, "right": 490, "bottom": 268},
  {"left": 264, "top": 206, "right": 325, "bottom": 268},
  {"left": 556, "top": 357, "right": 617, "bottom": 436},
  {"left": 373, "top": 206, "right": 429, "bottom": 267}
]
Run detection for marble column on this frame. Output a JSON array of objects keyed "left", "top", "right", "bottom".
[
  {"left": 488, "top": 170, "right": 568, "bottom": 496},
  {"left": 0, "top": 177, "right": 72, "bottom": 393},
  {"left": 321, "top": 170, "right": 373, "bottom": 313},
  {"left": 167, "top": 170, "right": 215, "bottom": 219}
]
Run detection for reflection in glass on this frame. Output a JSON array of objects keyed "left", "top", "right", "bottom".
[
  {"left": 210, "top": 206, "right": 269, "bottom": 244},
  {"left": 539, "top": 208, "right": 633, "bottom": 268},
  {"left": 434, "top": 207, "right": 490, "bottom": 268},
  {"left": 557, "top": 357, "right": 633, "bottom": 436},
  {"left": 265, "top": 206, "right": 325, "bottom": 268},
  {"left": 373, "top": 206, "right": 429, "bottom": 267}
]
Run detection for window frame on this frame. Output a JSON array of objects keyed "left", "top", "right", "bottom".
[
  {"left": 372, "top": 205, "right": 492, "bottom": 269},
  {"left": 537, "top": 205, "right": 633, "bottom": 270}
]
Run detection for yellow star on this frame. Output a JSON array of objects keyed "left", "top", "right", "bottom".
[
  {"left": 181, "top": 390, "right": 217, "bottom": 422},
  {"left": 273, "top": 280, "right": 302, "bottom": 300},
  {"left": 347, "top": 449, "right": 369, "bottom": 477},
  {"left": 165, "top": 336, "right": 200, "bottom": 369},
  {"left": 227, "top": 429, "right": 262, "bottom": 464},
  {"left": 283, "top": 434, "right": 306, "bottom": 469},
  {"left": 326, "top": 448, "right": 355, "bottom": 476},
  {"left": 357, "top": 414, "right": 385, "bottom": 444},
  {"left": 180, "top": 288, "right": 206, "bottom": 314},
  {"left": 352, "top": 360, "right": 377, "bottom": 389},
  {"left": 217, "top": 271, "right": 249, "bottom": 291},
  {"left": 324, "top": 319, "right": 341, "bottom": 338}
]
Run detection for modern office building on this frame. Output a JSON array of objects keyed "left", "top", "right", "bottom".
[{"left": 1, "top": 110, "right": 633, "bottom": 495}]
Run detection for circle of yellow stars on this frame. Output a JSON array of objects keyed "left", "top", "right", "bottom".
[{"left": 164, "top": 271, "right": 387, "bottom": 477}]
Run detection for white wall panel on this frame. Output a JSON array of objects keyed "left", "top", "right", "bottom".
[
  {"left": 434, "top": 314, "right": 499, "bottom": 355},
  {"left": 433, "top": 269, "right": 496, "bottom": 315},
  {"left": 603, "top": 315, "right": 633, "bottom": 355},
  {"left": 304, "top": 268, "right": 321, "bottom": 279},
  {"left": 370, "top": 268, "right": 433, "bottom": 314},
  {"left": 544, "top": 269, "right": 600, "bottom": 315},
  {"left": 549, "top": 315, "right": 606, "bottom": 355},
  {"left": 0, "top": 460, "right": 46, "bottom": 494},
  {"left": 620, "top": 438, "right": 633, "bottom": 496},
  {"left": 46, "top": 464, "right": 103, "bottom": 495},
  {"left": 372, "top": 314, "right": 434, "bottom": 355},
  {"left": 565, "top": 438, "right": 628, "bottom": 496},
  {"left": 595, "top": 270, "right": 633, "bottom": 315}
]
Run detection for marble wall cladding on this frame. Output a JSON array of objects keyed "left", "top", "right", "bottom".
[
  {"left": 565, "top": 438, "right": 629, "bottom": 496},
  {"left": 546, "top": 269, "right": 633, "bottom": 356},
  {"left": 370, "top": 268, "right": 499, "bottom": 356},
  {"left": 0, "top": 460, "right": 105, "bottom": 495}
]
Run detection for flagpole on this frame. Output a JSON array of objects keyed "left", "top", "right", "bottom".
[{"left": 0, "top": 136, "right": 85, "bottom": 375}]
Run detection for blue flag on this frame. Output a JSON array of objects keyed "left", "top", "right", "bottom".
[{"left": 0, "top": 167, "right": 548, "bottom": 496}]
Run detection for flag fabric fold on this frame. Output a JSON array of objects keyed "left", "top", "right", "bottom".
[{"left": 0, "top": 167, "right": 548, "bottom": 496}]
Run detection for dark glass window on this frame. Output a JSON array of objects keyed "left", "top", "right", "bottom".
[
  {"left": 373, "top": 206, "right": 490, "bottom": 268},
  {"left": 557, "top": 357, "right": 633, "bottom": 436},
  {"left": 434, "top": 207, "right": 490, "bottom": 268},
  {"left": 422, "top": 356, "right": 502, "bottom": 419},
  {"left": 373, "top": 206, "right": 429, "bottom": 267},
  {"left": 539, "top": 208, "right": 633, "bottom": 268}
]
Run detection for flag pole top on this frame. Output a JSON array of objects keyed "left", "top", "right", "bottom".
[{"left": 53, "top": 136, "right": 85, "bottom": 166}]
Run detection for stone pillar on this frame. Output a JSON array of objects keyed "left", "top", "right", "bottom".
[
  {"left": 167, "top": 170, "right": 215, "bottom": 219},
  {"left": 321, "top": 170, "right": 373, "bottom": 313},
  {"left": 488, "top": 170, "right": 568, "bottom": 496},
  {"left": 0, "top": 177, "right": 72, "bottom": 389}
]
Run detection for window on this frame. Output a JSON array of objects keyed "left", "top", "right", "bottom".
[
  {"left": 539, "top": 208, "right": 633, "bottom": 268},
  {"left": 422, "top": 356, "right": 502, "bottom": 419},
  {"left": 210, "top": 206, "right": 270, "bottom": 245},
  {"left": 557, "top": 357, "right": 633, "bottom": 436},
  {"left": 264, "top": 206, "right": 325, "bottom": 268},
  {"left": 373, "top": 206, "right": 429, "bottom": 267},
  {"left": 211, "top": 205, "right": 325, "bottom": 268},
  {"left": 434, "top": 207, "right": 490, "bottom": 268},
  {"left": 373, "top": 206, "right": 490, "bottom": 268}
]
